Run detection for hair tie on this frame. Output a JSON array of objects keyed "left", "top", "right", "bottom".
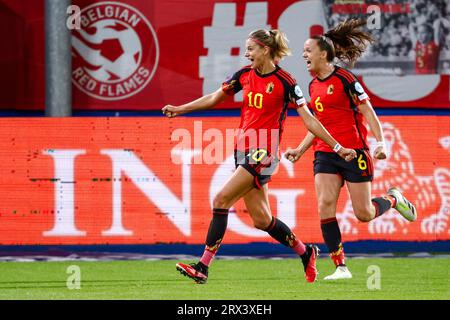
[{"left": 321, "top": 34, "right": 334, "bottom": 48}]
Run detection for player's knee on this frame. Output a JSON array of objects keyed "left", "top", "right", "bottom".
[
  {"left": 253, "top": 221, "right": 267, "bottom": 230},
  {"left": 212, "top": 192, "right": 232, "bottom": 209},
  {"left": 318, "top": 199, "right": 336, "bottom": 215},
  {"left": 253, "top": 214, "right": 271, "bottom": 230},
  {"left": 354, "top": 206, "right": 372, "bottom": 222}
]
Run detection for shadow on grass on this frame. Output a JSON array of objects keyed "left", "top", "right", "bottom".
[{"left": 0, "top": 275, "right": 310, "bottom": 289}]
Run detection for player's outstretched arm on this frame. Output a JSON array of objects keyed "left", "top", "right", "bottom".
[
  {"left": 162, "top": 88, "right": 228, "bottom": 118},
  {"left": 358, "top": 101, "right": 387, "bottom": 159},
  {"left": 296, "top": 104, "right": 356, "bottom": 162},
  {"left": 285, "top": 132, "right": 315, "bottom": 163}
]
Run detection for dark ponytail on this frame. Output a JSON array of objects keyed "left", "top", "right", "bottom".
[{"left": 312, "top": 19, "right": 374, "bottom": 67}]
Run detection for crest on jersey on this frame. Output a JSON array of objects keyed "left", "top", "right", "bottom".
[
  {"left": 266, "top": 82, "right": 274, "bottom": 94},
  {"left": 71, "top": 2, "right": 159, "bottom": 101},
  {"left": 327, "top": 84, "right": 334, "bottom": 95}
]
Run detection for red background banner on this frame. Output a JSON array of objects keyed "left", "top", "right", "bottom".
[
  {"left": 0, "top": 116, "right": 448, "bottom": 245},
  {"left": 0, "top": 0, "right": 449, "bottom": 111}
]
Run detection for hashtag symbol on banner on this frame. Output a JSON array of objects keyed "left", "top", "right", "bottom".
[{"left": 199, "top": 3, "right": 271, "bottom": 102}]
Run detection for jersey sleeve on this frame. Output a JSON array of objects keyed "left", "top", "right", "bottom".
[
  {"left": 221, "top": 67, "right": 249, "bottom": 96},
  {"left": 346, "top": 80, "right": 369, "bottom": 105},
  {"left": 337, "top": 68, "right": 370, "bottom": 106},
  {"left": 289, "top": 83, "right": 307, "bottom": 107}
]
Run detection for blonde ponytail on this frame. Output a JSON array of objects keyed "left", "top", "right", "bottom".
[{"left": 249, "top": 29, "right": 291, "bottom": 61}]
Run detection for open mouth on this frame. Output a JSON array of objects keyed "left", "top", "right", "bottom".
[{"left": 306, "top": 60, "right": 311, "bottom": 68}]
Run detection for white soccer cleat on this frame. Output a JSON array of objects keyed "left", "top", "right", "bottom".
[
  {"left": 324, "top": 266, "right": 353, "bottom": 280},
  {"left": 387, "top": 187, "right": 417, "bottom": 222}
]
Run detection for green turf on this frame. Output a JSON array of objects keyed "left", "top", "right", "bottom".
[{"left": 0, "top": 258, "right": 448, "bottom": 300}]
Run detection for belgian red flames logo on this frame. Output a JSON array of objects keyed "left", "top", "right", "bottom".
[{"left": 71, "top": 1, "right": 159, "bottom": 100}]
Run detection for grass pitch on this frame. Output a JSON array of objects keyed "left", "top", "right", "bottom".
[{"left": 0, "top": 257, "right": 448, "bottom": 300}]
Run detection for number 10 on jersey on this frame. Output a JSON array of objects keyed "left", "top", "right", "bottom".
[{"left": 248, "top": 92, "right": 263, "bottom": 109}]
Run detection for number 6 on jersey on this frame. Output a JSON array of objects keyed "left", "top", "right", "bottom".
[{"left": 314, "top": 96, "right": 324, "bottom": 112}]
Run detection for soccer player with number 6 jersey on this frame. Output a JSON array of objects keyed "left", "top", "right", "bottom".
[
  {"left": 163, "top": 29, "right": 356, "bottom": 284},
  {"left": 285, "top": 19, "right": 418, "bottom": 280}
]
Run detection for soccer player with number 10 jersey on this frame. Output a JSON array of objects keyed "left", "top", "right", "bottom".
[{"left": 163, "top": 29, "right": 356, "bottom": 284}]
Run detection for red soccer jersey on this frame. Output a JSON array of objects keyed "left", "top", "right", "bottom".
[
  {"left": 308, "top": 66, "right": 369, "bottom": 153},
  {"left": 415, "top": 41, "right": 439, "bottom": 74},
  {"left": 222, "top": 65, "right": 306, "bottom": 156}
]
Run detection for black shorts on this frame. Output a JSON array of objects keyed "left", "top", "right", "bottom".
[
  {"left": 234, "top": 149, "right": 279, "bottom": 189},
  {"left": 313, "top": 149, "right": 373, "bottom": 183}
]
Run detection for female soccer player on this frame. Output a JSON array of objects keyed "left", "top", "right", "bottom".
[
  {"left": 285, "top": 19, "right": 417, "bottom": 280},
  {"left": 409, "top": 22, "right": 441, "bottom": 74},
  {"left": 162, "top": 29, "right": 356, "bottom": 284}
]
